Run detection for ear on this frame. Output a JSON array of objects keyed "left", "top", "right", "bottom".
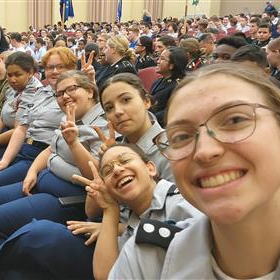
[
  {"left": 169, "top": 63, "right": 174, "bottom": 71},
  {"left": 87, "top": 89, "right": 94, "bottom": 99},
  {"left": 146, "top": 161, "right": 157, "bottom": 178},
  {"left": 143, "top": 96, "right": 151, "bottom": 110}
]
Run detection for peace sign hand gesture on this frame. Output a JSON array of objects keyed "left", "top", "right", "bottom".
[
  {"left": 61, "top": 103, "right": 79, "bottom": 147},
  {"left": 81, "top": 51, "right": 96, "bottom": 84},
  {"left": 93, "top": 121, "right": 116, "bottom": 157},
  {"left": 73, "top": 161, "right": 118, "bottom": 211}
]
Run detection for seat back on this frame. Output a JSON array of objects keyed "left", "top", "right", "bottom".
[{"left": 138, "top": 66, "right": 162, "bottom": 92}]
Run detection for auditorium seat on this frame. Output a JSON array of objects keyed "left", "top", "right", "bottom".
[{"left": 138, "top": 66, "right": 162, "bottom": 92}]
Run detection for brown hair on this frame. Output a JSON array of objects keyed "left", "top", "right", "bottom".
[
  {"left": 56, "top": 70, "right": 99, "bottom": 102},
  {"left": 166, "top": 62, "right": 280, "bottom": 124}
]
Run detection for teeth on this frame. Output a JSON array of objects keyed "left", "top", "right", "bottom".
[
  {"left": 118, "top": 176, "right": 134, "bottom": 188},
  {"left": 200, "top": 171, "right": 243, "bottom": 188}
]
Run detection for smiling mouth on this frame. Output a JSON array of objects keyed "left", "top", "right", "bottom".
[
  {"left": 117, "top": 176, "right": 134, "bottom": 189},
  {"left": 198, "top": 170, "right": 246, "bottom": 188}
]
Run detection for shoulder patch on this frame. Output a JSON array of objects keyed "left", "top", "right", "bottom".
[
  {"left": 167, "top": 184, "right": 180, "bottom": 196},
  {"left": 135, "top": 218, "right": 182, "bottom": 249},
  {"left": 122, "top": 61, "right": 132, "bottom": 68}
]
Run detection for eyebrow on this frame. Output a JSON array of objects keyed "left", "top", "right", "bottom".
[
  {"left": 103, "top": 92, "right": 132, "bottom": 107},
  {"left": 167, "top": 100, "right": 250, "bottom": 127}
]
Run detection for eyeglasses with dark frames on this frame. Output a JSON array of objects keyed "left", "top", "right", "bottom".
[{"left": 55, "top": 84, "right": 82, "bottom": 99}]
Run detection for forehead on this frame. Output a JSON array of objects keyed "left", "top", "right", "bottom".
[
  {"left": 258, "top": 28, "right": 270, "bottom": 33},
  {"left": 161, "top": 49, "right": 170, "bottom": 57},
  {"left": 57, "top": 77, "right": 76, "bottom": 90},
  {"left": 7, "top": 64, "right": 25, "bottom": 73},
  {"left": 167, "top": 74, "right": 266, "bottom": 125},
  {"left": 102, "top": 82, "right": 140, "bottom": 103},
  {"left": 101, "top": 147, "right": 138, "bottom": 164}
]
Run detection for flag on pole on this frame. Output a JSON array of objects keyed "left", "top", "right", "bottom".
[
  {"left": 117, "top": 0, "right": 122, "bottom": 22},
  {"left": 192, "top": 0, "right": 199, "bottom": 6},
  {"left": 60, "top": 0, "right": 74, "bottom": 22}
]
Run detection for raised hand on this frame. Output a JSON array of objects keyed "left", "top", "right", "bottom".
[
  {"left": 67, "top": 220, "right": 101, "bottom": 246},
  {"left": 93, "top": 121, "right": 116, "bottom": 157},
  {"left": 61, "top": 104, "right": 79, "bottom": 147},
  {"left": 81, "top": 51, "right": 96, "bottom": 83},
  {"left": 73, "top": 161, "right": 118, "bottom": 210}
]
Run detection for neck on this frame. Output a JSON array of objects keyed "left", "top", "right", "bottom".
[
  {"left": 130, "top": 180, "right": 156, "bottom": 216},
  {"left": 126, "top": 113, "right": 152, "bottom": 144},
  {"left": 212, "top": 192, "right": 280, "bottom": 279}
]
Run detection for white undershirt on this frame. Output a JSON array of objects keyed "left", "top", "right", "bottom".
[{"left": 211, "top": 255, "right": 275, "bottom": 280}]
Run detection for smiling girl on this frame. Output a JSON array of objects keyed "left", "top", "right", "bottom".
[
  {"left": 99, "top": 72, "right": 174, "bottom": 182},
  {"left": 109, "top": 62, "right": 280, "bottom": 279}
]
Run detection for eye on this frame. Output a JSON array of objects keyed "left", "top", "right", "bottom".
[
  {"left": 119, "top": 157, "right": 133, "bottom": 165},
  {"left": 104, "top": 105, "right": 114, "bottom": 113},
  {"left": 101, "top": 165, "right": 113, "bottom": 177},
  {"left": 168, "top": 130, "right": 194, "bottom": 148},
  {"left": 121, "top": 96, "right": 132, "bottom": 104},
  {"left": 220, "top": 114, "right": 253, "bottom": 129}
]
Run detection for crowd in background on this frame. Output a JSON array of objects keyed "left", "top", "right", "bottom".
[{"left": 1, "top": 2, "right": 280, "bottom": 278}]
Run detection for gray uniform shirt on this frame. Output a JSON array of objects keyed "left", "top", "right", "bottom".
[
  {"left": 20, "top": 85, "right": 64, "bottom": 144},
  {"left": 123, "top": 112, "right": 174, "bottom": 182},
  {"left": 47, "top": 103, "right": 108, "bottom": 182},
  {"left": 1, "top": 76, "right": 42, "bottom": 128},
  {"left": 118, "top": 179, "right": 202, "bottom": 249}
]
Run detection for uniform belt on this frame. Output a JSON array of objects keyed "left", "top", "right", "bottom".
[{"left": 25, "top": 138, "right": 49, "bottom": 150}]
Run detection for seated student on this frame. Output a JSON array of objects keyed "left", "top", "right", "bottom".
[
  {"left": 150, "top": 47, "right": 187, "bottom": 127},
  {"left": 0, "top": 144, "right": 203, "bottom": 279},
  {"left": 0, "top": 52, "right": 43, "bottom": 156},
  {"left": 0, "top": 47, "right": 77, "bottom": 186},
  {"left": 109, "top": 62, "right": 280, "bottom": 279},
  {"left": 98, "top": 72, "right": 174, "bottom": 181},
  {"left": 252, "top": 21, "right": 272, "bottom": 48},
  {"left": 266, "top": 37, "right": 280, "bottom": 81},
  {"left": 0, "top": 71, "right": 109, "bottom": 245},
  {"left": 211, "top": 35, "right": 248, "bottom": 62},
  {"left": 96, "top": 35, "right": 137, "bottom": 89},
  {"left": 134, "top": 36, "right": 156, "bottom": 71}
]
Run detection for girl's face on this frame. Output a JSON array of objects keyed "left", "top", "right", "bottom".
[
  {"left": 44, "top": 54, "right": 67, "bottom": 88},
  {"left": 168, "top": 74, "right": 280, "bottom": 225},
  {"left": 56, "top": 77, "right": 94, "bottom": 120},
  {"left": 100, "top": 146, "right": 156, "bottom": 204},
  {"left": 6, "top": 64, "right": 33, "bottom": 92},
  {"left": 104, "top": 43, "right": 115, "bottom": 64},
  {"left": 102, "top": 82, "right": 151, "bottom": 142}
]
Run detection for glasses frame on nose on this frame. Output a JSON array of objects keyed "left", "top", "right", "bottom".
[
  {"left": 99, "top": 153, "right": 139, "bottom": 179},
  {"left": 54, "top": 84, "right": 82, "bottom": 99},
  {"left": 45, "top": 64, "right": 66, "bottom": 72},
  {"left": 154, "top": 102, "right": 280, "bottom": 161}
]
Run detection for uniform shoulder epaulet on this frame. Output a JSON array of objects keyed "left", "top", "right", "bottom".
[
  {"left": 122, "top": 61, "right": 132, "bottom": 68},
  {"left": 167, "top": 184, "right": 180, "bottom": 196},
  {"left": 135, "top": 218, "right": 182, "bottom": 250}
]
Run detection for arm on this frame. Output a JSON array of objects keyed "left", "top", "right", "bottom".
[
  {"left": 93, "top": 207, "right": 120, "bottom": 280},
  {"left": 0, "top": 124, "right": 27, "bottom": 170},
  {"left": 22, "top": 146, "right": 52, "bottom": 195},
  {"left": 0, "top": 129, "right": 14, "bottom": 145}
]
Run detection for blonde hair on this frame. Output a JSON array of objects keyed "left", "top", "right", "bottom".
[{"left": 107, "top": 35, "right": 134, "bottom": 60}]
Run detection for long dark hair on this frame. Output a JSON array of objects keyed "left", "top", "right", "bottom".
[{"left": 0, "top": 27, "right": 9, "bottom": 53}]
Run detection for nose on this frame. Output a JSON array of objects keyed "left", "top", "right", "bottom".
[
  {"left": 193, "top": 127, "right": 224, "bottom": 164},
  {"left": 114, "top": 104, "right": 124, "bottom": 116},
  {"left": 112, "top": 163, "right": 125, "bottom": 176}
]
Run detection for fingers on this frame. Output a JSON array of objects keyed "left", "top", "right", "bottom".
[
  {"left": 108, "top": 121, "right": 116, "bottom": 140},
  {"left": 22, "top": 179, "right": 35, "bottom": 196},
  {"left": 85, "top": 232, "right": 99, "bottom": 246},
  {"left": 66, "top": 104, "right": 75, "bottom": 122},
  {"left": 93, "top": 126, "right": 107, "bottom": 142},
  {"left": 81, "top": 52, "right": 86, "bottom": 68},
  {"left": 86, "top": 51, "right": 95, "bottom": 66},
  {"left": 72, "top": 174, "right": 92, "bottom": 186},
  {"left": 88, "top": 161, "right": 100, "bottom": 180}
]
